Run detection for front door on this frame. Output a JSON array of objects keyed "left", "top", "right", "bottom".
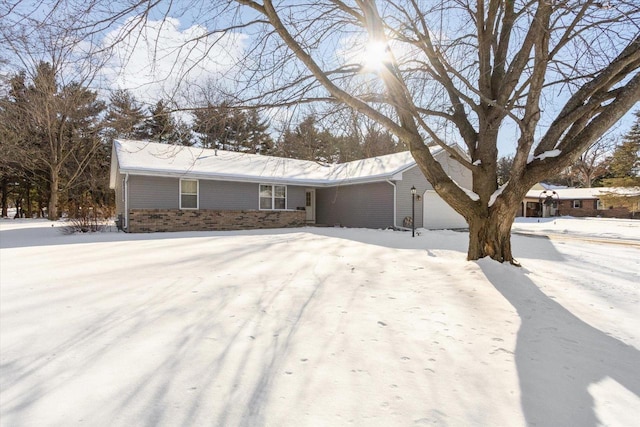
[{"left": 305, "top": 189, "right": 316, "bottom": 223}]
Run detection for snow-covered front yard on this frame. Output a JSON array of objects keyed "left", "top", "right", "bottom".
[{"left": 1, "top": 218, "right": 638, "bottom": 427}]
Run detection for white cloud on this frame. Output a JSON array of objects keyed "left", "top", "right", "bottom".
[{"left": 100, "top": 17, "right": 246, "bottom": 107}]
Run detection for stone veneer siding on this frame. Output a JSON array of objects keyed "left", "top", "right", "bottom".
[{"left": 127, "top": 209, "right": 306, "bottom": 233}]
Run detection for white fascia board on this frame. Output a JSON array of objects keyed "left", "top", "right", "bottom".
[
  {"left": 116, "top": 168, "right": 329, "bottom": 186},
  {"left": 117, "top": 168, "right": 403, "bottom": 188},
  {"left": 326, "top": 174, "right": 404, "bottom": 186}
]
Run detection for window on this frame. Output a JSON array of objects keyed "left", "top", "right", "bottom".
[
  {"left": 573, "top": 200, "right": 582, "bottom": 209},
  {"left": 180, "top": 179, "right": 198, "bottom": 209},
  {"left": 260, "top": 184, "right": 286, "bottom": 210},
  {"left": 597, "top": 199, "right": 605, "bottom": 210}
]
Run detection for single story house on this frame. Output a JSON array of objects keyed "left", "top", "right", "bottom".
[
  {"left": 109, "top": 139, "right": 472, "bottom": 232},
  {"left": 519, "top": 184, "right": 638, "bottom": 218}
]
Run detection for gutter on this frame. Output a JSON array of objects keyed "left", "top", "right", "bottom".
[
  {"left": 124, "top": 173, "right": 129, "bottom": 231},
  {"left": 386, "top": 179, "right": 397, "bottom": 228}
]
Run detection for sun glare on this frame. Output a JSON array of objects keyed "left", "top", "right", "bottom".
[{"left": 362, "top": 40, "right": 390, "bottom": 73}]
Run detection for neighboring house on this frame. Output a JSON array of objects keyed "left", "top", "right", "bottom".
[
  {"left": 109, "top": 140, "right": 472, "bottom": 232},
  {"left": 519, "top": 185, "right": 637, "bottom": 218}
]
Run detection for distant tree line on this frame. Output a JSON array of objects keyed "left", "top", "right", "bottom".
[
  {"left": 2, "top": 60, "right": 634, "bottom": 222},
  {"left": 0, "top": 64, "right": 406, "bottom": 220},
  {"left": 2, "top": 62, "right": 635, "bottom": 221},
  {"left": 0, "top": 54, "right": 640, "bottom": 224}
]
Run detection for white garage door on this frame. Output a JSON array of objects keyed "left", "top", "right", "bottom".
[{"left": 423, "top": 190, "right": 468, "bottom": 229}]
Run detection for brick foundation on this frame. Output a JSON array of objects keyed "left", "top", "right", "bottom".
[{"left": 127, "top": 209, "right": 306, "bottom": 233}]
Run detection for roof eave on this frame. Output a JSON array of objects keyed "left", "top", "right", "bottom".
[{"left": 116, "top": 167, "right": 403, "bottom": 187}]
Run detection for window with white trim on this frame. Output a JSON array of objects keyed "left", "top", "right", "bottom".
[
  {"left": 573, "top": 200, "right": 582, "bottom": 209},
  {"left": 259, "top": 184, "right": 286, "bottom": 210},
  {"left": 180, "top": 179, "right": 198, "bottom": 209}
]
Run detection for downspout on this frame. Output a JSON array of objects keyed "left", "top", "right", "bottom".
[
  {"left": 124, "top": 173, "right": 129, "bottom": 231},
  {"left": 386, "top": 180, "right": 397, "bottom": 228}
]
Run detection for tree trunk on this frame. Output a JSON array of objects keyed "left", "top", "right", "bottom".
[
  {"left": 25, "top": 181, "right": 31, "bottom": 218},
  {"left": 48, "top": 170, "right": 59, "bottom": 220},
  {"left": 467, "top": 205, "right": 519, "bottom": 264},
  {"left": 1, "top": 178, "right": 7, "bottom": 218}
]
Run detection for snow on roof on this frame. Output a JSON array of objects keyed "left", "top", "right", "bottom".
[
  {"left": 525, "top": 186, "right": 640, "bottom": 200},
  {"left": 113, "top": 139, "right": 443, "bottom": 186}
]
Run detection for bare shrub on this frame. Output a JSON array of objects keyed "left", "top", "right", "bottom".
[{"left": 60, "top": 207, "right": 108, "bottom": 234}]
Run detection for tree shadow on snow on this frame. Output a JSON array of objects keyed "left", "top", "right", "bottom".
[
  {"left": 2, "top": 222, "right": 565, "bottom": 264},
  {"left": 0, "top": 232, "right": 326, "bottom": 427},
  {"left": 479, "top": 260, "right": 640, "bottom": 427}
]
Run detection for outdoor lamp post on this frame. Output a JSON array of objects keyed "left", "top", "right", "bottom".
[{"left": 411, "top": 186, "right": 416, "bottom": 237}]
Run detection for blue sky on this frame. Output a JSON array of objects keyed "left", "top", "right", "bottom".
[
  {"left": 2, "top": 1, "right": 637, "bottom": 157},
  {"left": 91, "top": 5, "right": 637, "bottom": 157}
]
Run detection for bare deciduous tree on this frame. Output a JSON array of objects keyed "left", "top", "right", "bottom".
[
  {"left": 225, "top": 0, "right": 639, "bottom": 264},
  {"left": 572, "top": 137, "right": 615, "bottom": 188}
]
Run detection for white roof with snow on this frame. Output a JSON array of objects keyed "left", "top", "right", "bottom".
[
  {"left": 111, "top": 139, "right": 444, "bottom": 186},
  {"left": 525, "top": 186, "right": 640, "bottom": 200}
]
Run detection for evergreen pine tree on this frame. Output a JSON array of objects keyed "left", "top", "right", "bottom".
[
  {"left": 1, "top": 62, "right": 106, "bottom": 219},
  {"left": 192, "top": 102, "right": 219, "bottom": 149},
  {"left": 104, "top": 89, "right": 145, "bottom": 140},
  {"left": 192, "top": 102, "right": 272, "bottom": 153},
  {"left": 142, "top": 100, "right": 176, "bottom": 143},
  {"left": 600, "top": 111, "right": 640, "bottom": 216},
  {"left": 246, "top": 110, "right": 273, "bottom": 154},
  {"left": 607, "top": 112, "right": 640, "bottom": 181},
  {"left": 276, "top": 115, "right": 335, "bottom": 162}
]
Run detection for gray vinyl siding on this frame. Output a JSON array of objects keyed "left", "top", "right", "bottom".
[
  {"left": 200, "top": 181, "right": 306, "bottom": 210},
  {"left": 129, "top": 176, "right": 179, "bottom": 209},
  {"left": 396, "top": 166, "right": 429, "bottom": 228},
  {"left": 316, "top": 182, "right": 394, "bottom": 229},
  {"left": 199, "top": 180, "right": 257, "bottom": 209},
  {"left": 127, "top": 175, "right": 307, "bottom": 211}
]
